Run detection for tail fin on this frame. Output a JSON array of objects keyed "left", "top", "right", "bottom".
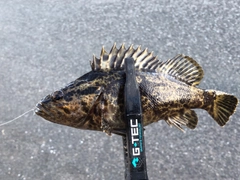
[{"left": 206, "top": 90, "right": 238, "bottom": 126}]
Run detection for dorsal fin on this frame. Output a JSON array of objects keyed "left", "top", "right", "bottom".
[
  {"left": 156, "top": 54, "right": 204, "bottom": 86},
  {"left": 90, "top": 43, "right": 161, "bottom": 72},
  {"left": 90, "top": 44, "right": 204, "bottom": 86}
]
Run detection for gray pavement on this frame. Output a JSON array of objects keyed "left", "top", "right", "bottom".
[{"left": 0, "top": 0, "right": 240, "bottom": 179}]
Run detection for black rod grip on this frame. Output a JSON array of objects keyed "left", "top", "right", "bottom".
[{"left": 124, "top": 57, "right": 148, "bottom": 180}]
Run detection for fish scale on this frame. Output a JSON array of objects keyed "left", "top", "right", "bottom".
[{"left": 35, "top": 44, "right": 238, "bottom": 135}]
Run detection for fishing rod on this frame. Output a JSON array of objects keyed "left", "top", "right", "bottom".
[{"left": 123, "top": 57, "right": 148, "bottom": 180}]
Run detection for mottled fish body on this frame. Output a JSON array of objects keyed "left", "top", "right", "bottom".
[{"left": 35, "top": 44, "right": 238, "bottom": 135}]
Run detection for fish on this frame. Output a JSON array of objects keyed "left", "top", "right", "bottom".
[{"left": 35, "top": 43, "right": 238, "bottom": 135}]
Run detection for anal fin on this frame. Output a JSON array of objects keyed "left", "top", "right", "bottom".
[{"left": 166, "top": 109, "right": 198, "bottom": 132}]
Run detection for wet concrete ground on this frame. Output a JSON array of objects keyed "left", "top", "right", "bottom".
[{"left": 0, "top": 0, "right": 239, "bottom": 179}]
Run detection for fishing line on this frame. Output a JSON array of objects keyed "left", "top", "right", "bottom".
[{"left": 0, "top": 108, "right": 35, "bottom": 127}]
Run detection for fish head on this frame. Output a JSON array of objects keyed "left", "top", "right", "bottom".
[{"left": 35, "top": 76, "right": 103, "bottom": 129}]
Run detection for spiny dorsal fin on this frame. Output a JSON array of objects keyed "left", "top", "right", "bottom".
[
  {"left": 156, "top": 54, "right": 204, "bottom": 86},
  {"left": 90, "top": 43, "right": 161, "bottom": 72},
  {"left": 90, "top": 44, "right": 204, "bottom": 86}
]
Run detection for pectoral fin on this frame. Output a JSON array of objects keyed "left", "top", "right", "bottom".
[{"left": 166, "top": 109, "right": 198, "bottom": 132}]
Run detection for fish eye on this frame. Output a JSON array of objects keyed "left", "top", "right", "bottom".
[
  {"left": 41, "top": 94, "right": 52, "bottom": 103},
  {"left": 52, "top": 90, "right": 64, "bottom": 100}
]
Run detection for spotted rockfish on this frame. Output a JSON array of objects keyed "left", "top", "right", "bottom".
[{"left": 35, "top": 44, "right": 238, "bottom": 135}]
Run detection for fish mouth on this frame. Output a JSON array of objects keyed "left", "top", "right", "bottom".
[
  {"left": 35, "top": 93, "right": 67, "bottom": 122},
  {"left": 35, "top": 102, "right": 51, "bottom": 117},
  {"left": 35, "top": 94, "right": 53, "bottom": 116}
]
